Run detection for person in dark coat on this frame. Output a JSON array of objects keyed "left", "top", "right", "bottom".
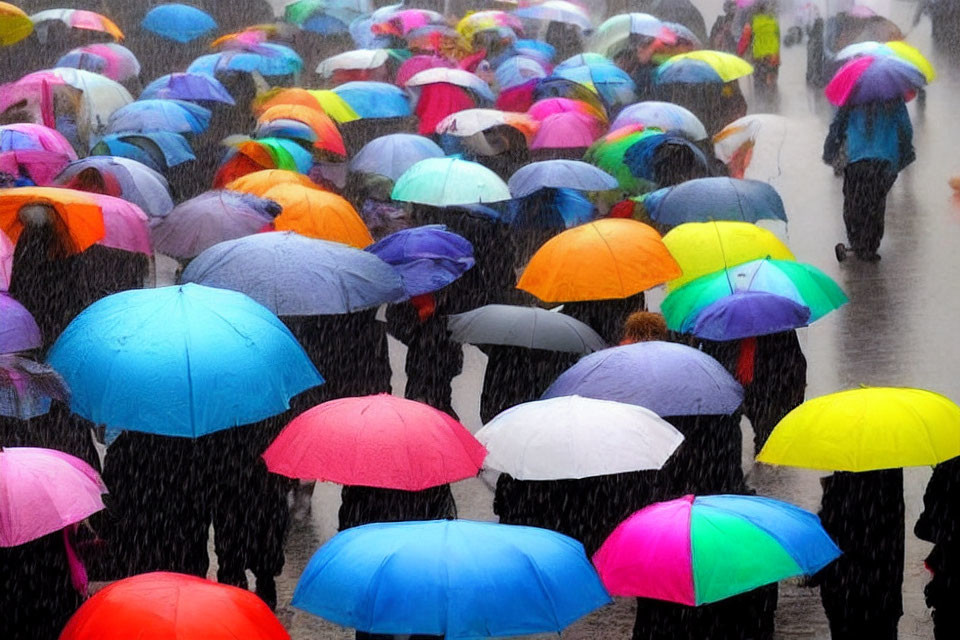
[
  {"left": 814, "top": 469, "right": 905, "bottom": 639},
  {"left": 915, "top": 457, "right": 960, "bottom": 639},
  {"left": 561, "top": 293, "right": 646, "bottom": 346},
  {"left": 632, "top": 585, "right": 778, "bottom": 640},
  {"left": 478, "top": 346, "right": 579, "bottom": 423}
]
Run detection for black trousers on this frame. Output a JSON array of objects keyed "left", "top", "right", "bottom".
[{"left": 842, "top": 160, "right": 897, "bottom": 255}]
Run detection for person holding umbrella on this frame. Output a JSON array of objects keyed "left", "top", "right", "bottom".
[{"left": 915, "top": 456, "right": 960, "bottom": 638}]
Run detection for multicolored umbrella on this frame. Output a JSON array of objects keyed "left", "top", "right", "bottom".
[
  {"left": 589, "top": 12, "right": 684, "bottom": 57},
  {"left": 508, "top": 159, "right": 618, "bottom": 197},
  {"left": 188, "top": 43, "right": 304, "bottom": 77},
  {"left": 593, "top": 494, "right": 841, "bottom": 605},
  {"left": 757, "top": 387, "right": 960, "bottom": 472},
  {"left": 825, "top": 55, "right": 925, "bottom": 107},
  {"left": 435, "top": 108, "right": 539, "bottom": 142},
  {"left": 92, "top": 132, "right": 195, "bottom": 171},
  {"left": 293, "top": 520, "right": 610, "bottom": 637},
  {"left": 56, "top": 43, "right": 140, "bottom": 82},
  {"left": 0, "top": 355, "right": 68, "bottom": 419},
  {"left": 656, "top": 50, "right": 753, "bottom": 84},
  {"left": 332, "top": 81, "right": 411, "bottom": 118},
  {"left": 680, "top": 291, "right": 812, "bottom": 341},
  {"left": 835, "top": 40, "right": 935, "bottom": 83},
  {"left": 392, "top": 157, "right": 512, "bottom": 206},
  {"left": 456, "top": 10, "right": 524, "bottom": 42},
  {"left": 47, "top": 284, "right": 323, "bottom": 438},
  {"left": 141, "top": 3, "right": 217, "bottom": 43},
  {"left": 263, "top": 185, "right": 374, "bottom": 248},
  {"left": 253, "top": 87, "right": 358, "bottom": 124},
  {"left": 0, "top": 123, "right": 77, "bottom": 185},
  {"left": 448, "top": 304, "right": 607, "bottom": 354},
  {"left": 54, "top": 156, "right": 173, "bottom": 218},
  {"left": 552, "top": 62, "right": 638, "bottom": 109},
  {"left": 366, "top": 225, "right": 475, "bottom": 297},
  {"left": 0, "top": 186, "right": 104, "bottom": 253},
  {"left": 610, "top": 101, "right": 708, "bottom": 141},
  {"left": 213, "top": 137, "right": 311, "bottom": 187},
  {"left": 257, "top": 104, "right": 346, "bottom": 156},
  {"left": 0, "top": 292, "right": 42, "bottom": 354},
  {"left": 643, "top": 177, "right": 787, "bottom": 226},
  {"left": 584, "top": 124, "right": 662, "bottom": 193},
  {"left": 141, "top": 73, "right": 235, "bottom": 105},
  {"left": 349, "top": 133, "right": 444, "bottom": 181},
  {"left": 30, "top": 9, "right": 123, "bottom": 43},
  {"left": 105, "top": 99, "right": 211, "bottom": 135},
  {"left": 0, "top": 3, "right": 33, "bottom": 46}
]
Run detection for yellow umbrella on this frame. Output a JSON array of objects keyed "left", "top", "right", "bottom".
[
  {"left": 885, "top": 41, "right": 936, "bottom": 83},
  {"left": 757, "top": 387, "right": 960, "bottom": 472},
  {"left": 0, "top": 2, "right": 32, "bottom": 45},
  {"left": 663, "top": 50, "right": 754, "bottom": 82},
  {"left": 662, "top": 221, "right": 794, "bottom": 290}
]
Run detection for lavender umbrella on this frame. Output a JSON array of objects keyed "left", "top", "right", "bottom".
[
  {"left": 105, "top": 100, "right": 212, "bottom": 135},
  {"left": 0, "top": 355, "right": 69, "bottom": 419},
  {"left": 140, "top": 73, "right": 236, "bottom": 105},
  {"left": 541, "top": 340, "right": 743, "bottom": 416},
  {"left": 150, "top": 190, "right": 280, "bottom": 260},
  {"left": 366, "top": 225, "right": 475, "bottom": 297},
  {"left": 684, "top": 291, "right": 811, "bottom": 341},
  {"left": 54, "top": 156, "right": 174, "bottom": 218},
  {"left": 350, "top": 133, "right": 445, "bottom": 181},
  {"left": 0, "top": 293, "right": 42, "bottom": 354},
  {"left": 508, "top": 160, "right": 618, "bottom": 198}
]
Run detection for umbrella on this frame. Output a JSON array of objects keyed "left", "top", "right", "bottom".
[
  {"left": 366, "top": 225, "right": 474, "bottom": 297},
  {"left": 643, "top": 177, "right": 787, "bottom": 226},
  {"left": 610, "top": 101, "right": 708, "bottom": 140},
  {"left": 593, "top": 494, "right": 841, "bottom": 605},
  {"left": 552, "top": 63, "right": 638, "bottom": 108},
  {"left": 621, "top": 132, "right": 707, "bottom": 182},
  {"left": 54, "top": 156, "right": 173, "bottom": 218},
  {"left": 253, "top": 88, "right": 359, "bottom": 123},
  {"left": 60, "top": 572, "right": 289, "bottom": 640},
  {"left": 214, "top": 137, "right": 312, "bottom": 186},
  {"left": 188, "top": 43, "right": 303, "bottom": 77},
  {"left": 0, "top": 446, "right": 105, "bottom": 547},
  {"left": 56, "top": 44, "right": 140, "bottom": 82},
  {"left": 825, "top": 55, "right": 925, "bottom": 107},
  {"left": 518, "top": 218, "right": 681, "bottom": 302},
  {"left": 435, "top": 108, "right": 539, "bottom": 142},
  {"left": 30, "top": 9, "right": 123, "bottom": 43},
  {"left": 656, "top": 51, "right": 754, "bottom": 84},
  {"left": 0, "top": 292, "right": 42, "bottom": 353},
  {"left": 257, "top": 104, "right": 346, "bottom": 156},
  {"left": 683, "top": 291, "right": 812, "bottom": 341},
  {"left": 141, "top": 73, "right": 235, "bottom": 105},
  {"left": 448, "top": 304, "right": 606, "bottom": 354},
  {"left": 457, "top": 10, "right": 524, "bottom": 41},
  {"left": 372, "top": 8, "right": 444, "bottom": 36},
  {"left": 0, "top": 354, "right": 69, "bottom": 419},
  {"left": 406, "top": 67, "right": 496, "bottom": 102},
  {"left": 713, "top": 114, "right": 788, "bottom": 181},
  {"left": 263, "top": 394, "right": 486, "bottom": 489},
  {"left": 316, "top": 48, "right": 389, "bottom": 78},
  {"left": 257, "top": 123, "right": 317, "bottom": 145},
  {"left": 285, "top": 0, "right": 374, "bottom": 28},
  {"left": 495, "top": 55, "right": 549, "bottom": 91},
  {"left": 332, "top": 81, "right": 410, "bottom": 118},
  {"left": 542, "top": 340, "right": 742, "bottom": 415},
  {"left": 516, "top": 38, "right": 556, "bottom": 62},
  {"left": 91, "top": 132, "right": 195, "bottom": 171},
  {"left": 84, "top": 193, "right": 151, "bottom": 255},
  {"left": 395, "top": 54, "right": 455, "bottom": 87},
  {"left": 477, "top": 395, "right": 683, "bottom": 479},
  {"left": 349, "top": 133, "right": 444, "bottom": 181},
  {"left": 583, "top": 124, "right": 662, "bottom": 193},
  {"left": 0, "top": 123, "right": 76, "bottom": 157},
  {"left": 151, "top": 191, "right": 280, "bottom": 259},
  {"left": 105, "top": 99, "right": 211, "bottom": 135},
  {"left": 141, "top": 4, "right": 217, "bottom": 43},
  {"left": 46, "top": 284, "right": 323, "bottom": 438},
  {"left": 0, "top": 3, "right": 32, "bottom": 46},
  {"left": 757, "top": 387, "right": 960, "bottom": 471},
  {"left": 0, "top": 230, "right": 11, "bottom": 290},
  {"left": 530, "top": 111, "right": 606, "bottom": 150},
  {"left": 293, "top": 519, "right": 611, "bottom": 638},
  {"left": 226, "top": 169, "right": 319, "bottom": 197},
  {"left": 662, "top": 221, "right": 795, "bottom": 290},
  {"left": 532, "top": 77, "right": 607, "bottom": 113},
  {"left": 0, "top": 186, "right": 104, "bottom": 252},
  {"left": 263, "top": 185, "right": 373, "bottom": 248},
  {"left": 514, "top": 0, "right": 592, "bottom": 29},
  {"left": 589, "top": 13, "right": 682, "bottom": 57},
  {"left": 528, "top": 97, "right": 607, "bottom": 124},
  {"left": 508, "top": 160, "right": 617, "bottom": 198},
  {"left": 835, "top": 40, "right": 935, "bottom": 83},
  {"left": 392, "top": 157, "right": 512, "bottom": 206}
]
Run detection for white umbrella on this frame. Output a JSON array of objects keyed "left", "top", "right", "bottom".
[
  {"left": 476, "top": 395, "right": 684, "bottom": 480},
  {"left": 315, "top": 49, "right": 390, "bottom": 78}
]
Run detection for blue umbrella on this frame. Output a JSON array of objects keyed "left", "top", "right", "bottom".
[
  {"left": 46, "top": 284, "right": 323, "bottom": 438},
  {"left": 683, "top": 291, "right": 811, "bottom": 341},
  {"left": 91, "top": 132, "right": 195, "bottom": 169},
  {"left": 644, "top": 177, "right": 787, "bottom": 226},
  {"left": 141, "top": 73, "right": 235, "bottom": 105},
  {"left": 293, "top": 519, "right": 612, "bottom": 638},
  {"left": 349, "top": 133, "right": 444, "bottom": 180},
  {"left": 366, "top": 225, "right": 475, "bottom": 297},
  {"left": 623, "top": 132, "right": 708, "bottom": 182},
  {"left": 508, "top": 159, "right": 618, "bottom": 198},
  {"left": 55, "top": 50, "right": 108, "bottom": 75},
  {"left": 333, "top": 81, "right": 411, "bottom": 118},
  {"left": 181, "top": 232, "right": 406, "bottom": 315},
  {"left": 495, "top": 55, "right": 548, "bottom": 90},
  {"left": 141, "top": 4, "right": 218, "bottom": 43},
  {"left": 552, "top": 62, "right": 637, "bottom": 108},
  {"left": 304, "top": 12, "right": 351, "bottom": 34},
  {"left": 515, "top": 39, "right": 555, "bottom": 62},
  {"left": 105, "top": 100, "right": 211, "bottom": 135},
  {"left": 542, "top": 340, "right": 743, "bottom": 416},
  {"left": 188, "top": 44, "right": 304, "bottom": 77},
  {"left": 510, "top": 188, "right": 596, "bottom": 229}
]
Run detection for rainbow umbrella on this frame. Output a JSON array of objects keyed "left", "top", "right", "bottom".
[
  {"left": 825, "top": 55, "right": 925, "bottom": 107},
  {"left": 392, "top": 157, "right": 511, "bottom": 206},
  {"left": 656, "top": 50, "right": 753, "bottom": 84},
  {"left": 611, "top": 101, "right": 708, "bottom": 140},
  {"left": 141, "top": 3, "right": 217, "bottom": 43},
  {"left": 584, "top": 124, "right": 662, "bottom": 193},
  {"left": 593, "top": 494, "right": 841, "bottom": 605},
  {"left": 835, "top": 40, "right": 935, "bottom": 82},
  {"left": 141, "top": 73, "right": 235, "bottom": 105},
  {"left": 30, "top": 9, "right": 123, "bottom": 43},
  {"left": 56, "top": 43, "right": 140, "bottom": 82},
  {"left": 0, "top": 2, "right": 32, "bottom": 46}
]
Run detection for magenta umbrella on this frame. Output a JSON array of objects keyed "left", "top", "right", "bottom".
[
  {"left": 0, "top": 230, "right": 11, "bottom": 290},
  {"left": 86, "top": 193, "right": 152, "bottom": 255},
  {"left": 395, "top": 54, "right": 454, "bottom": 87},
  {"left": 531, "top": 111, "right": 606, "bottom": 149}
]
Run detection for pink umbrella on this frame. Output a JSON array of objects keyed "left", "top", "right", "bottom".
[
  {"left": 0, "top": 123, "right": 77, "bottom": 158},
  {"left": 395, "top": 54, "right": 455, "bottom": 88},
  {"left": 62, "top": 43, "right": 141, "bottom": 82},
  {"left": 0, "top": 150, "right": 72, "bottom": 186},
  {"left": 262, "top": 393, "right": 487, "bottom": 491},
  {"left": 528, "top": 97, "right": 607, "bottom": 123},
  {"left": 531, "top": 111, "right": 606, "bottom": 149},
  {"left": 0, "top": 446, "right": 107, "bottom": 548},
  {"left": 0, "top": 230, "right": 12, "bottom": 290},
  {"left": 86, "top": 193, "right": 152, "bottom": 255}
]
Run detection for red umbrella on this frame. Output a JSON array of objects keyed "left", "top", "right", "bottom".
[
  {"left": 59, "top": 572, "right": 289, "bottom": 640},
  {"left": 262, "top": 394, "right": 487, "bottom": 491}
]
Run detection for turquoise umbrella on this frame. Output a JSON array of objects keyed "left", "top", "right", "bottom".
[{"left": 392, "top": 157, "right": 511, "bottom": 206}]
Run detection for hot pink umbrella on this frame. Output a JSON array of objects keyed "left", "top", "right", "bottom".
[
  {"left": 0, "top": 446, "right": 107, "bottom": 548},
  {"left": 86, "top": 193, "right": 152, "bottom": 255},
  {"left": 395, "top": 54, "right": 454, "bottom": 88},
  {"left": 0, "top": 123, "right": 77, "bottom": 157},
  {"left": 0, "top": 150, "right": 72, "bottom": 185},
  {"left": 0, "top": 229, "right": 11, "bottom": 290},
  {"left": 262, "top": 393, "right": 487, "bottom": 491},
  {"left": 528, "top": 97, "right": 607, "bottom": 123},
  {"left": 531, "top": 111, "right": 606, "bottom": 149}
]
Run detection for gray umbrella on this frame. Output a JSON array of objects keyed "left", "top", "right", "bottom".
[{"left": 447, "top": 305, "right": 607, "bottom": 354}]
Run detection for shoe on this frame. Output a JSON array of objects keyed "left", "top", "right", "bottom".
[{"left": 834, "top": 243, "right": 847, "bottom": 262}]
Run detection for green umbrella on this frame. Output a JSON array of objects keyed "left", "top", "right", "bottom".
[{"left": 391, "top": 157, "right": 511, "bottom": 206}]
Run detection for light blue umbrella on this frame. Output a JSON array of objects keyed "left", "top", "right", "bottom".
[
  {"left": 643, "top": 177, "right": 787, "bottom": 226},
  {"left": 349, "top": 133, "right": 444, "bottom": 180},
  {"left": 181, "top": 232, "right": 406, "bottom": 315},
  {"left": 188, "top": 44, "right": 304, "bottom": 77},
  {"left": 46, "top": 284, "right": 323, "bottom": 438},
  {"left": 90, "top": 132, "right": 195, "bottom": 169},
  {"left": 105, "top": 100, "right": 211, "bottom": 135},
  {"left": 141, "top": 4, "right": 218, "bottom": 43},
  {"left": 508, "top": 160, "right": 618, "bottom": 197},
  {"left": 293, "top": 519, "right": 612, "bottom": 638},
  {"left": 141, "top": 73, "right": 235, "bottom": 105},
  {"left": 552, "top": 63, "right": 637, "bottom": 108},
  {"left": 495, "top": 55, "right": 548, "bottom": 90},
  {"left": 332, "top": 81, "right": 410, "bottom": 118},
  {"left": 610, "top": 101, "right": 708, "bottom": 141}
]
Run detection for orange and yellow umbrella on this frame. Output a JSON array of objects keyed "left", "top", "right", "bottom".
[
  {"left": 0, "top": 187, "right": 104, "bottom": 253},
  {"left": 225, "top": 170, "right": 321, "bottom": 198},
  {"left": 257, "top": 104, "right": 346, "bottom": 156},
  {"left": 517, "top": 218, "right": 681, "bottom": 302},
  {"left": 263, "top": 184, "right": 372, "bottom": 248},
  {"left": 0, "top": 3, "right": 33, "bottom": 46}
]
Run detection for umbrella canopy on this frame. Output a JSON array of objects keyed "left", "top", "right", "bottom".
[
  {"left": 590, "top": 13, "right": 679, "bottom": 57},
  {"left": 141, "top": 73, "right": 235, "bottom": 105},
  {"left": 0, "top": 123, "right": 76, "bottom": 157},
  {"left": 214, "top": 137, "right": 311, "bottom": 185},
  {"left": 530, "top": 111, "right": 606, "bottom": 150},
  {"left": 91, "top": 132, "right": 195, "bottom": 170},
  {"left": 835, "top": 40, "right": 935, "bottom": 83},
  {"left": 253, "top": 88, "right": 359, "bottom": 123},
  {"left": 188, "top": 43, "right": 304, "bottom": 77},
  {"left": 508, "top": 160, "right": 618, "bottom": 198},
  {"left": 0, "top": 186, "right": 104, "bottom": 253},
  {"left": 332, "top": 81, "right": 410, "bottom": 118},
  {"left": 105, "top": 99, "right": 211, "bottom": 135},
  {"left": 514, "top": 0, "right": 593, "bottom": 29},
  {"left": 141, "top": 4, "right": 217, "bottom": 42},
  {"left": 407, "top": 67, "right": 496, "bottom": 102},
  {"left": 435, "top": 108, "right": 539, "bottom": 142},
  {"left": 263, "top": 394, "right": 486, "bottom": 490},
  {"left": 226, "top": 169, "right": 319, "bottom": 197},
  {"left": 182, "top": 232, "right": 404, "bottom": 315},
  {"left": 542, "top": 340, "right": 743, "bottom": 416},
  {"left": 643, "top": 177, "right": 787, "bottom": 226},
  {"left": 518, "top": 218, "right": 681, "bottom": 302},
  {"left": 151, "top": 190, "right": 280, "bottom": 259},
  {"left": 366, "top": 225, "right": 474, "bottom": 297},
  {"left": 253, "top": 122, "right": 316, "bottom": 147},
  {"left": 54, "top": 156, "right": 173, "bottom": 218},
  {"left": 56, "top": 43, "right": 140, "bottom": 82},
  {"left": 86, "top": 193, "right": 152, "bottom": 255},
  {"left": 30, "top": 9, "right": 123, "bottom": 43},
  {"left": 0, "top": 230, "right": 11, "bottom": 290},
  {"left": 713, "top": 114, "right": 788, "bottom": 181},
  {"left": 0, "top": 446, "right": 105, "bottom": 547},
  {"left": 584, "top": 124, "right": 662, "bottom": 193},
  {"left": 656, "top": 51, "right": 754, "bottom": 84},
  {"left": 528, "top": 97, "right": 607, "bottom": 124},
  {"left": 263, "top": 185, "right": 373, "bottom": 248},
  {"left": 316, "top": 48, "right": 389, "bottom": 78},
  {"left": 448, "top": 304, "right": 607, "bottom": 354},
  {"left": 46, "top": 284, "right": 323, "bottom": 438},
  {"left": 0, "top": 292, "right": 42, "bottom": 353},
  {"left": 825, "top": 55, "right": 925, "bottom": 107},
  {"left": 622, "top": 132, "right": 707, "bottom": 182},
  {"left": 757, "top": 387, "right": 960, "bottom": 472},
  {"left": 477, "top": 395, "right": 683, "bottom": 479},
  {"left": 60, "top": 572, "right": 289, "bottom": 640},
  {"left": 610, "top": 101, "right": 708, "bottom": 140},
  {"left": 684, "top": 291, "right": 812, "bottom": 341},
  {"left": 293, "top": 519, "right": 611, "bottom": 638},
  {"left": 593, "top": 494, "right": 841, "bottom": 605},
  {"left": 552, "top": 62, "right": 638, "bottom": 108},
  {"left": 349, "top": 133, "right": 444, "bottom": 181},
  {"left": 662, "top": 221, "right": 795, "bottom": 290},
  {"left": 392, "top": 157, "right": 512, "bottom": 206},
  {"left": 258, "top": 104, "right": 346, "bottom": 156},
  {"left": 457, "top": 10, "right": 525, "bottom": 41},
  {"left": 495, "top": 55, "right": 549, "bottom": 91},
  {"left": 0, "top": 3, "right": 32, "bottom": 46},
  {"left": 0, "top": 354, "right": 69, "bottom": 419}
]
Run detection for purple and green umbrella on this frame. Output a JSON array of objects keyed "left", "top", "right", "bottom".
[
  {"left": 0, "top": 293, "right": 41, "bottom": 354},
  {"left": 593, "top": 494, "right": 841, "bottom": 605},
  {"left": 141, "top": 73, "right": 235, "bottom": 105},
  {"left": 366, "top": 225, "right": 474, "bottom": 297},
  {"left": 686, "top": 291, "right": 812, "bottom": 341}
]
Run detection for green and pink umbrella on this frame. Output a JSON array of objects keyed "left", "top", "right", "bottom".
[{"left": 593, "top": 494, "right": 841, "bottom": 606}]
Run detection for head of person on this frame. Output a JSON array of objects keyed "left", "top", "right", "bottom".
[{"left": 620, "top": 311, "right": 668, "bottom": 344}]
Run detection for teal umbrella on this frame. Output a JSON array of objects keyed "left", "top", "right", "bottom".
[{"left": 391, "top": 157, "right": 511, "bottom": 206}]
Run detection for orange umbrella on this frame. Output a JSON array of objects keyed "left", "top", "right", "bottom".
[
  {"left": 253, "top": 87, "right": 324, "bottom": 115},
  {"left": 0, "top": 186, "right": 104, "bottom": 253},
  {"left": 257, "top": 104, "right": 346, "bottom": 156},
  {"left": 225, "top": 169, "right": 320, "bottom": 197},
  {"left": 264, "top": 184, "right": 373, "bottom": 248},
  {"left": 517, "top": 218, "right": 681, "bottom": 302}
]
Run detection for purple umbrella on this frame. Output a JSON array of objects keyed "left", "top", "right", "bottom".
[
  {"left": 140, "top": 72, "right": 236, "bottom": 105},
  {"left": 0, "top": 293, "right": 42, "bottom": 354},
  {"left": 0, "top": 355, "right": 69, "bottom": 419},
  {"left": 541, "top": 340, "right": 743, "bottom": 416},
  {"left": 350, "top": 133, "right": 445, "bottom": 181},
  {"left": 150, "top": 190, "right": 280, "bottom": 260},
  {"left": 54, "top": 156, "right": 174, "bottom": 218},
  {"left": 365, "top": 224, "right": 475, "bottom": 297},
  {"left": 685, "top": 291, "right": 811, "bottom": 341}
]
